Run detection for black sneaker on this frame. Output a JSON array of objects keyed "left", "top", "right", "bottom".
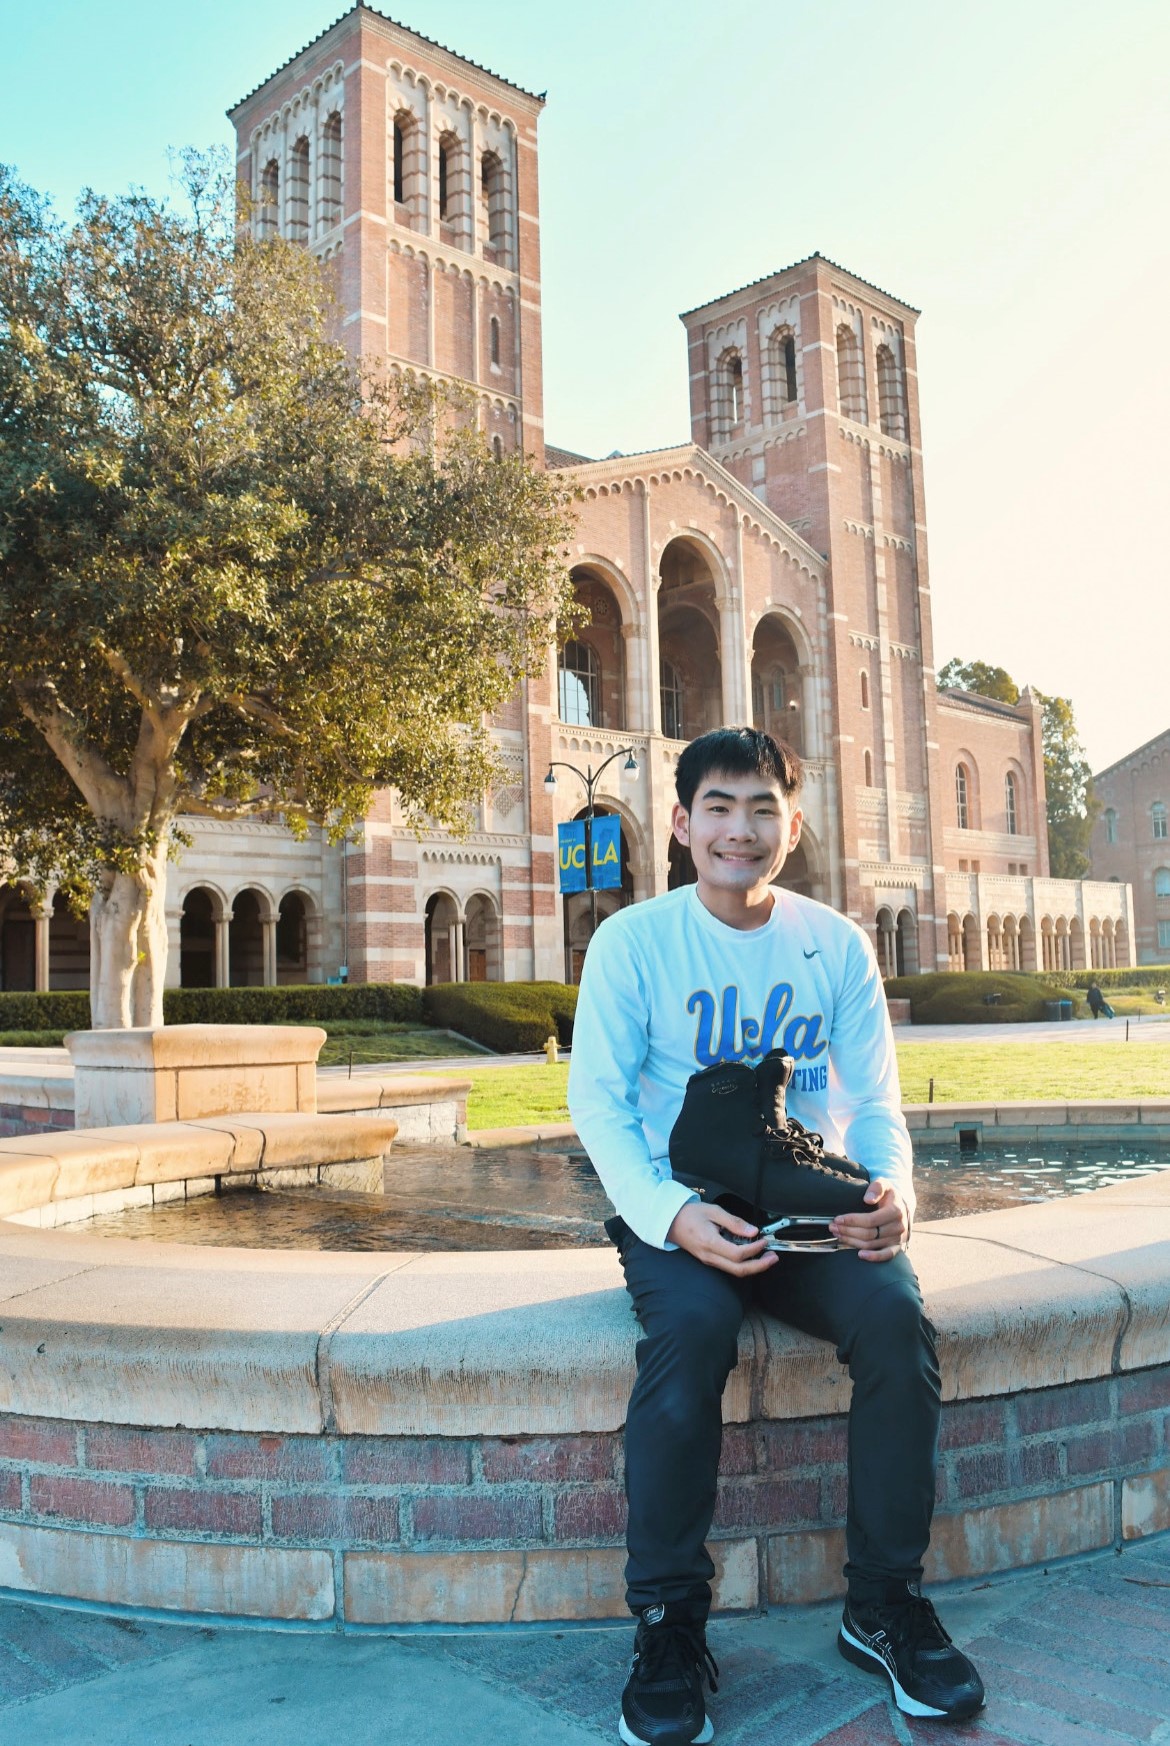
[
  {"left": 619, "top": 1601, "right": 719, "bottom": 1746},
  {"left": 838, "top": 1583, "right": 985, "bottom": 1721}
]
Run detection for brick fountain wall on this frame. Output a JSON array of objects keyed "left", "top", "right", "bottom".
[{"left": 2, "top": 1366, "right": 1167, "bottom": 1626}]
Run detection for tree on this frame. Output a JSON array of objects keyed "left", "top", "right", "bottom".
[
  {"left": 936, "top": 657, "right": 1019, "bottom": 706},
  {"left": 1035, "top": 691, "right": 1097, "bottom": 879},
  {"left": 936, "top": 658, "right": 1096, "bottom": 879},
  {"left": 0, "top": 156, "right": 575, "bottom": 1027}
]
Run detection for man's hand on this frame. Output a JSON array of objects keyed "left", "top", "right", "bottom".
[
  {"left": 666, "top": 1200, "right": 779, "bottom": 1276},
  {"left": 829, "top": 1178, "right": 910, "bottom": 1262}
]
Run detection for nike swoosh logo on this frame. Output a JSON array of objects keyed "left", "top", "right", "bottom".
[{"left": 803, "top": 949, "right": 819, "bottom": 958}]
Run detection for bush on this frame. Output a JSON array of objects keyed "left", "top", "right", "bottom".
[
  {"left": 422, "top": 980, "right": 578, "bottom": 1053},
  {"left": 0, "top": 982, "right": 422, "bottom": 1034},
  {"left": 883, "top": 971, "right": 1055, "bottom": 1024},
  {"left": 1037, "top": 967, "right": 1169, "bottom": 992},
  {"left": 163, "top": 983, "right": 423, "bottom": 1025},
  {"left": 0, "top": 991, "right": 91, "bottom": 1032}
]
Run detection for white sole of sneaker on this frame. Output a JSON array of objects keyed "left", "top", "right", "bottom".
[
  {"left": 617, "top": 1712, "right": 715, "bottom": 1745},
  {"left": 838, "top": 1622, "right": 968, "bottom": 1720}
]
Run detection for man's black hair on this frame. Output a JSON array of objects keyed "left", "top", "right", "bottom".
[{"left": 675, "top": 726, "right": 802, "bottom": 812}]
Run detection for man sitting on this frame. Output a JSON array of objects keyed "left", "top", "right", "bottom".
[{"left": 569, "top": 726, "right": 985, "bottom": 1745}]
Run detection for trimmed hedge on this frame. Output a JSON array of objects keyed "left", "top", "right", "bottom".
[
  {"left": 0, "top": 982, "right": 422, "bottom": 1034},
  {"left": 1036, "top": 967, "right": 1169, "bottom": 992},
  {"left": 883, "top": 971, "right": 1057, "bottom": 1024},
  {"left": 422, "top": 981, "right": 579, "bottom": 1053},
  {"left": 164, "top": 983, "right": 423, "bottom": 1025},
  {"left": 0, "top": 991, "right": 90, "bottom": 1032}
]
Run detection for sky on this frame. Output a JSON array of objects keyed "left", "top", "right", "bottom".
[{"left": 5, "top": 0, "right": 1169, "bottom": 775}]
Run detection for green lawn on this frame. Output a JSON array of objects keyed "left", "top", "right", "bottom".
[
  {"left": 295, "top": 1019, "right": 483, "bottom": 1067},
  {"left": 442, "top": 1039, "right": 1170, "bottom": 1131}
]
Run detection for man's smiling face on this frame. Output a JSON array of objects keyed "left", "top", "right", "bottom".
[{"left": 671, "top": 769, "right": 803, "bottom": 903}]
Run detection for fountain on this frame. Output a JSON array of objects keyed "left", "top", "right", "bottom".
[{"left": 0, "top": 1031, "right": 1168, "bottom": 1628}]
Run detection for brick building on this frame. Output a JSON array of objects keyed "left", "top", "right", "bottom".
[
  {"left": 0, "top": 5, "right": 1132, "bottom": 992},
  {"left": 1089, "top": 730, "right": 1170, "bottom": 965}
]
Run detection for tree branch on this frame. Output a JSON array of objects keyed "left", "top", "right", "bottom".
[
  {"left": 13, "top": 681, "right": 129, "bottom": 822},
  {"left": 225, "top": 694, "right": 297, "bottom": 737},
  {"left": 92, "top": 639, "right": 164, "bottom": 725}
]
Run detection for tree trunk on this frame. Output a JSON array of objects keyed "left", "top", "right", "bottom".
[{"left": 89, "top": 841, "right": 170, "bottom": 1028}]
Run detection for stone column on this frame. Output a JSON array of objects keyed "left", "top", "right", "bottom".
[
  {"left": 32, "top": 904, "right": 51, "bottom": 993},
  {"left": 215, "top": 916, "right": 231, "bottom": 989},
  {"left": 262, "top": 917, "right": 278, "bottom": 987},
  {"left": 642, "top": 487, "right": 662, "bottom": 736}
]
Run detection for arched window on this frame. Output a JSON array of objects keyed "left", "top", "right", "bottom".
[
  {"left": 558, "top": 640, "right": 600, "bottom": 726},
  {"left": 1154, "top": 868, "right": 1170, "bottom": 898},
  {"left": 1105, "top": 807, "right": 1118, "bottom": 844},
  {"left": 258, "top": 159, "right": 280, "bottom": 239},
  {"left": 864, "top": 749, "right": 873, "bottom": 787},
  {"left": 1004, "top": 771, "right": 1019, "bottom": 835},
  {"left": 491, "top": 434, "right": 504, "bottom": 461},
  {"left": 836, "top": 323, "right": 867, "bottom": 422},
  {"left": 393, "top": 115, "right": 407, "bottom": 205},
  {"left": 876, "top": 342, "right": 906, "bottom": 439},
  {"left": 438, "top": 134, "right": 455, "bottom": 222},
  {"left": 860, "top": 670, "right": 869, "bottom": 709},
  {"left": 481, "top": 150, "right": 507, "bottom": 254},
  {"left": 1153, "top": 803, "right": 1168, "bottom": 841},
  {"left": 660, "top": 659, "right": 684, "bottom": 741},
  {"left": 955, "top": 763, "right": 970, "bottom": 830},
  {"left": 783, "top": 334, "right": 797, "bottom": 403},
  {"left": 320, "top": 112, "right": 342, "bottom": 230},
  {"left": 729, "top": 354, "right": 744, "bottom": 426},
  {"left": 489, "top": 314, "right": 501, "bottom": 368},
  {"left": 288, "top": 137, "right": 310, "bottom": 244}
]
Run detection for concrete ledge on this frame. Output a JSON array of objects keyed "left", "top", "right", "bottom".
[
  {"left": 0, "top": 1113, "right": 399, "bottom": 1225},
  {"left": 316, "top": 1074, "right": 470, "bottom": 1144}
]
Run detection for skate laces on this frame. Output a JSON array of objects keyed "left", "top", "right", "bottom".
[{"left": 636, "top": 1620, "right": 719, "bottom": 1695}]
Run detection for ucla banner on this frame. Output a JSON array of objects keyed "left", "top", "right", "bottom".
[
  {"left": 590, "top": 814, "right": 622, "bottom": 890},
  {"left": 557, "top": 821, "right": 587, "bottom": 893}
]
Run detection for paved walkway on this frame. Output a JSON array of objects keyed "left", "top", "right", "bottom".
[{"left": 3, "top": 1538, "right": 1168, "bottom": 1745}]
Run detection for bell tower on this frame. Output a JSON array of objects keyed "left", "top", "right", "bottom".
[{"left": 681, "top": 255, "right": 950, "bottom": 969}]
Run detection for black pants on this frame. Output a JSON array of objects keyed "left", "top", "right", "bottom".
[{"left": 612, "top": 1224, "right": 940, "bottom": 1615}]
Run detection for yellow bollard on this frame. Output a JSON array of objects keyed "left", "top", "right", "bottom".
[{"left": 545, "top": 1034, "right": 559, "bottom": 1065}]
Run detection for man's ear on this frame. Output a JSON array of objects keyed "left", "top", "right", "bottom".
[
  {"left": 788, "top": 808, "right": 804, "bottom": 850},
  {"left": 671, "top": 801, "right": 691, "bottom": 846}
]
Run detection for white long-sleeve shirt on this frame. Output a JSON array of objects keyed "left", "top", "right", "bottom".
[{"left": 567, "top": 884, "right": 914, "bottom": 1250}]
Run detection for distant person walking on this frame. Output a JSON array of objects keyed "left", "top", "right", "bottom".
[{"left": 1086, "top": 982, "right": 1115, "bottom": 1020}]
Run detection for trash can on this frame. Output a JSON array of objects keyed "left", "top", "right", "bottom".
[
  {"left": 1060, "top": 999, "right": 1074, "bottom": 1021},
  {"left": 1043, "top": 1000, "right": 1063, "bottom": 1021}
]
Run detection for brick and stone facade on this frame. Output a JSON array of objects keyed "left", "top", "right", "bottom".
[
  {"left": 1090, "top": 728, "right": 1170, "bottom": 965},
  {"left": 0, "top": 5, "right": 1130, "bottom": 994}
]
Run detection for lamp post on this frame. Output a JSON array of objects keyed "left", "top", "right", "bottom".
[{"left": 544, "top": 746, "right": 639, "bottom": 953}]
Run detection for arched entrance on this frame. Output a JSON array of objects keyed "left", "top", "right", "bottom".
[
  {"left": 751, "top": 615, "right": 803, "bottom": 754},
  {"left": 49, "top": 892, "right": 90, "bottom": 990},
  {"left": 424, "top": 892, "right": 461, "bottom": 984},
  {"left": 962, "top": 913, "right": 980, "bottom": 972},
  {"left": 229, "top": 888, "right": 268, "bottom": 986},
  {"left": 558, "top": 566, "right": 630, "bottom": 731},
  {"left": 0, "top": 886, "right": 36, "bottom": 992},
  {"left": 465, "top": 892, "right": 502, "bottom": 982},
  {"left": 657, "top": 537, "right": 723, "bottom": 742},
  {"left": 277, "top": 892, "right": 309, "bottom": 984},
  {"left": 180, "top": 888, "right": 219, "bottom": 988},
  {"left": 947, "top": 912, "right": 963, "bottom": 971}
]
